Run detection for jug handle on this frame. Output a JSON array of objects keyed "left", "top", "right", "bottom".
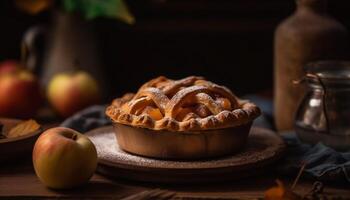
[
  {"left": 294, "top": 74, "right": 330, "bottom": 132},
  {"left": 21, "top": 25, "right": 47, "bottom": 76}
]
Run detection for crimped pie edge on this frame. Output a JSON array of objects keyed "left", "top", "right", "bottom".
[{"left": 106, "top": 94, "right": 261, "bottom": 132}]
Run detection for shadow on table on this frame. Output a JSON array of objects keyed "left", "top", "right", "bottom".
[{"left": 49, "top": 180, "right": 141, "bottom": 199}]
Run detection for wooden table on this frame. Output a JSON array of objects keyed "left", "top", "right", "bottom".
[{"left": 1, "top": 159, "right": 349, "bottom": 200}]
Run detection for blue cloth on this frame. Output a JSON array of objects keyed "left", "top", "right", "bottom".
[
  {"left": 280, "top": 132, "right": 350, "bottom": 183},
  {"left": 61, "top": 105, "right": 110, "bottom": 133},
  {"left": 61, "top": 98, "right": 350, "bottom": 184}
]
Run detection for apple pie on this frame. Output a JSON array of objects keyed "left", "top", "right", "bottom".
[
  {"left": 107, "top": 76, "right": 260, "bottom": 131},
  {"left": 106, "top": 76, "right": 261, "bottom": 159}
]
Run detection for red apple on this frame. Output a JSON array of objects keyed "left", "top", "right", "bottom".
[
  {"left": 0, "top": 60, "right": 21, "bottom": 74},
  {"left": 33, "top": 127, "right": 97, "bottom": 189},
  {"left": 0, "top": 68, "right": 42, "bottom": 118},
  {"left": 47, "top": 71, "right": 100, "bottom": 117}
]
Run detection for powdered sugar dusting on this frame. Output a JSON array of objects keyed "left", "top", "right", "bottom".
[{"left": 87, "top": 126, "right": 284, "bottom": 170}]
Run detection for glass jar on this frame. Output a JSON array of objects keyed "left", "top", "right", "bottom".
[{"left": 295, "top": 61, "right": 350, "bottom": 151}]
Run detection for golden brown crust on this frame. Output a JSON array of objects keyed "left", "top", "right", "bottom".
[{"left": 106, "top": 76, "right": 261, "bottom": 131}]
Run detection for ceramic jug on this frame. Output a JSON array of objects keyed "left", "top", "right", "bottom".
[{"left": 22, "top": 10, "right": 107, "bottom": 98}]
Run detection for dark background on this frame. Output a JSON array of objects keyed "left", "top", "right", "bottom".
[{"left": 1, "top": 0, "right": 350, "bottom": 101}]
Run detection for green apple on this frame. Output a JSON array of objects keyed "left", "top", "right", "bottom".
[
  {"left": 47, "top": 71, "right": 100, "bottom": 117},
  {"left": 33, "top": 127, "right": 97, "bottom": 189}
]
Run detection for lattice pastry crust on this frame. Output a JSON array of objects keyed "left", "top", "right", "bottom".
[{"left": 106, "top": 76, "right": 260, "bottom": 131}]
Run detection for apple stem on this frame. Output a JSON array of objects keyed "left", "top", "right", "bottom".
[
  {"left": 72, "top": 59, "right": 81, "bottom": 72},
  {"left": 21, "top": 42, "right": 28, "bottom": 68},
  {"left": 71, "top": 133, "right": 78, "bottom": 141}
]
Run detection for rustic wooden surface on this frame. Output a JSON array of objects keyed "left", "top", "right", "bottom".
[
  {"left": 0, "top": 119, "right": 349, "bottom": 199},
  {"left": 0, "top": 159, "right": 349, "bottom": 200}
]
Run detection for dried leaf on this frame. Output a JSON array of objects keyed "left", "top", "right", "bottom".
[
  {"left": 265, "top": 180, "right": 302, "bottom": 200},
  {"left": 7, "top": 119, "right": 40, "bottom": 138},
  {"left": 15, "top": 0, "right": 54, "bottom": 15}
]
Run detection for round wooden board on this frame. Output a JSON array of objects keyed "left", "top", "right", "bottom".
[{"left": 86, "top": 126, "right": 285, "bottom": 183}]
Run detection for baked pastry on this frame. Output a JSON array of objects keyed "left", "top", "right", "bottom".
[
  {"left": 106, "top": 76, "right": 261, "bottom": 159},
  {"left": 107, "top": 76, "right": 260, "bottom": 131}
]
